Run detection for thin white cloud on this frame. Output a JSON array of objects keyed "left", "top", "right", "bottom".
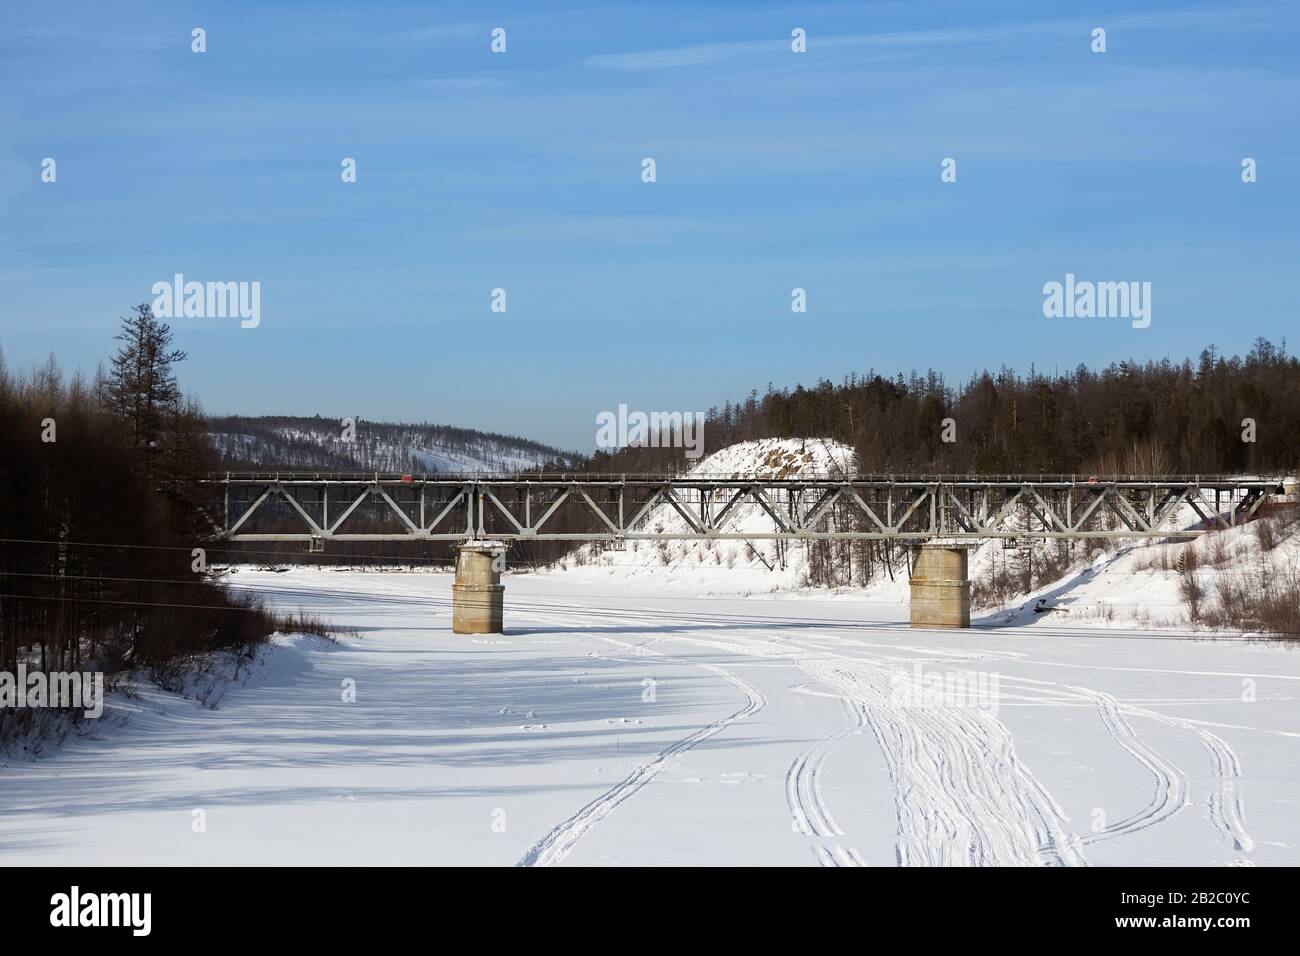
[
  {"left": 585, "top": 4, "right": 1281, "bottom": 70},
  {"left": 588, "top": 38, "right": 785, "bottom": 70}
]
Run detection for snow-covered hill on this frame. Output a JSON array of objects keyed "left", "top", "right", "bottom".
[
  {"left": 208, "top": 415, "right": 579, "bottom": 474},
  {"left": 557, "top": 438, "right": 872, "bottom": 591},
  {"left": 975, "top": 505, "right": 1300, "bottom": 633}
]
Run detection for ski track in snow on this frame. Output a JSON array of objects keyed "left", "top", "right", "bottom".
[
  {"left": 516, "top": 634, "right": 767, "bottom": 867},
  {"left": 786, "top": 694, "right": 849, "bottom": 838},
  {"left": 786, "top": 692, "right": 868, "bottom": 866}
]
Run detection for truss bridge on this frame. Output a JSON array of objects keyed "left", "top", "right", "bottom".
[
  {"left": 201, "top": 473, "right": 1289, "bottom": 631},
  {"left": 206, "top": 473, "right": 1285, "bottom": 544}
]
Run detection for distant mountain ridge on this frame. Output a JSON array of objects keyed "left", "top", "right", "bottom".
[{"left": 207, "top": 414, "right": 581, "bottom": 474}]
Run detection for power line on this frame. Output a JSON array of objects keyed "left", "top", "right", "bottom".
[
  {"left": 0, "top": 536, "right": 453, "bottom": 564},
  {"left": 0, "top": 592, "right": 269, "bottom": 613},
  {"left": 0, "top": 536, "right": 199, "bottom": 553},
  {"left": 0, "top": 569, "right": 225, "bottom": 588}
]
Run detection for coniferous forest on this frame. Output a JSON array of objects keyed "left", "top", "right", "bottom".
[
  {"left": 589, "top": 338, "right": 1299, "bottom": 478},
  {"left": 0, "top": 307, "right": 288, "bottom": 741}
]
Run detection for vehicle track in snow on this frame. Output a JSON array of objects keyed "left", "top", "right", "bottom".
[
  {"left": 1061, "top": 684, "right": 1190, "bottom": 845},
  {"left": 640, "top": 618, "right": 1255, "bottom": 863},
  {"left": 814, "top": 844, "right": 867, "bottom": 867},
  {"left": 1023, "top": 677, "right": 1253, "bottom": 856},
  {"left": 806, "top": 661, "right": 1087, "bottom": 867},
  {"left": 226, "top": 572, "right": 1284, "bottom": 866},
  {"left": 490, "top": 593, "right": 1251, "bottom": 865},
  {"left": 1128, "top": 703, "right": 1253, "bottom": 853},
  {"left": 591, "top": 614, "right": 1087, "bottom": 866}
]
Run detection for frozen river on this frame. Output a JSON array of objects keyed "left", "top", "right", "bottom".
[{"left": 1, "top": 568, "right": 1297, "bottom": 866}]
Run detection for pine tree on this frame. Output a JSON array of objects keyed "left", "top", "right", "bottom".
[{"left": 106, "top": 303, "right": 187, "bottom": 459}]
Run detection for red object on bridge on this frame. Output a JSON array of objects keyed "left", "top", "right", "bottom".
[{"left": 401, "top": 474, "right": 414, "bottom": 483}]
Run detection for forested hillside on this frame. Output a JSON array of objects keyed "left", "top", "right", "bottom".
[
  {"left": 208, "top": 415, "right": 578, "bottom": 475},
  {"left": 590, "top": 339, "right": 1299, "bottom": 478}
]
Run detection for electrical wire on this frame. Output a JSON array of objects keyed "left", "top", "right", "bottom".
[{"left": 0, "top": 593, "right": 268, "bottom": 612}]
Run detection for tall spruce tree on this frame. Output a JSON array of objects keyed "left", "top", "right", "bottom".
[{"left": 105, "top": 303, "right": 187, "bottom": 459}]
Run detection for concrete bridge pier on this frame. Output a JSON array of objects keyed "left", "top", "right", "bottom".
[
  {"left": 452, "top": 541, "right": 505, "bottom": 634},
  {"left": 909, "top": 543, "right": 973, "bottom": 629}
]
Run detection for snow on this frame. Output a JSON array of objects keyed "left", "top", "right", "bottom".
[
  {"left": 972, "top": 507, "right": 1300, "bottom": 631},
  {"left": 0, "top": 566, "right": 1297, "bottom": 867},
  {"left": 564, "top": 438, "right": 864, "bottom": 591}
]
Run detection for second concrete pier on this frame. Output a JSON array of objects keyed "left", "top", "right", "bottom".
[{"left": 909, "top": 544, "right": 972, "bottom": 628}]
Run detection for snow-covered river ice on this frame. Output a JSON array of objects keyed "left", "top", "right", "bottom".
[{"left": 2, "top": 568, "right": 1297, "bottom": 866}]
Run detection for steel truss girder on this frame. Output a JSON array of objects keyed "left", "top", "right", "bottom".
[{"left": 204, "top": 475, "right": 1286, "bottom": 543}]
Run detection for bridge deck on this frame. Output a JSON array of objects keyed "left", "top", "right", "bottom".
[{"left": 213, "top": 471, "right": 1282, "bottom": 486}]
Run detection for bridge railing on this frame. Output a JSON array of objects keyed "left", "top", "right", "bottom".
[{"left": 208, "top": 471, "right": 1286, "bottom": 486}]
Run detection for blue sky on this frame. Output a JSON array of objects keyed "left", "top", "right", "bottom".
[{"left": 1, "top": 1, "right": 1296, "bottom": 452}]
